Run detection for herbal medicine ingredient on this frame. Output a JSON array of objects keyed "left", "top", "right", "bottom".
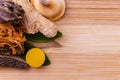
[{"left": 26, "top": 48, "right": 45, "bottom": 68}]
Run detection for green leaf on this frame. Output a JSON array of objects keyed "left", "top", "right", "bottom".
[
  {"left": 19, "top": 54, "right": 26, "bottom": 60},
  {"left": 24, "top": 31, "right": 63, "bottom": 42},
  {"left": 19, "top": 42, "right": 33, "bottom": 60},
  {"left": 24, "top": 41, "right": 35, "bottom": 53},
  {"left": 43, "top": 53, "right": 51, "bottom": 66},
  {"left": 19, "top": 42, "right": 51, "bottom": 66}
]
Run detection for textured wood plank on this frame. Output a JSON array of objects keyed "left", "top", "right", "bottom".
[{"left": 1, "top": 0, "right": 120, "bottom": 80}]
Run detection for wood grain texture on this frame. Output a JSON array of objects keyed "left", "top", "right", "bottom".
[{"left": 1, "top": 0, "right": 120, "bottom": 80}]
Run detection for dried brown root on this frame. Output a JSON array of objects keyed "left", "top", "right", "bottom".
[{"left": 12, "top": 0, "right": 57, "bottom": 38}]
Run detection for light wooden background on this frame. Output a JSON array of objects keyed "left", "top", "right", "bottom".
[{"left": 1, "top": 0, "right": 120, "bottom": 80}]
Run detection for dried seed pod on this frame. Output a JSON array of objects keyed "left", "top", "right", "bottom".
[
  {"left": 0, "top": 0, "right": 24, "bottom": 26},
  {"left": 0, "top": 56, "right": 28, "bottom": 69}
]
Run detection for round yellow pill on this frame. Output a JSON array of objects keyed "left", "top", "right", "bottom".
[{"left": 26, "top": 48, "right": 45, "bottom": 68}]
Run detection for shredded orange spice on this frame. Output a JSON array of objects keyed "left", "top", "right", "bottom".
[{"left": 0, "top": 23, "right": 26, "bottom": 55}]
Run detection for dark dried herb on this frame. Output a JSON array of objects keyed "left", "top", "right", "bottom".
[{"left": 0, "top": 42, "right": 24, "bottom": 56}]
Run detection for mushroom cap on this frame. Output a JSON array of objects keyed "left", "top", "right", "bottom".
[{"left": 31, "top": 0, "right": 65, "bottom": 21}]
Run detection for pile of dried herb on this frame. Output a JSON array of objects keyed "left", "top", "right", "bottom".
[{"left": 0, "top": 0, "right": 63, "bottom": 69}]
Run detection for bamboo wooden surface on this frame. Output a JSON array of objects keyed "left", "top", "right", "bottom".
[{"left": 1, "top": 0, "right": 120, "bottom": 80}]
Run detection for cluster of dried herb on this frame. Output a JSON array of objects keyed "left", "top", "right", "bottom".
[
  {"left": 0, "top": 0, "right": 28, "bottom": 69},
  {"left": 0, "top": 0, "right": 60, "bottom": 69}
]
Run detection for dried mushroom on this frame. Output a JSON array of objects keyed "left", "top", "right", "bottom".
[
  {"left": 0, "top": 0, "right": 24, "bottom": 26},
  {"left": 31, "top": 0, "right": 65, "bottom": 21}
]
